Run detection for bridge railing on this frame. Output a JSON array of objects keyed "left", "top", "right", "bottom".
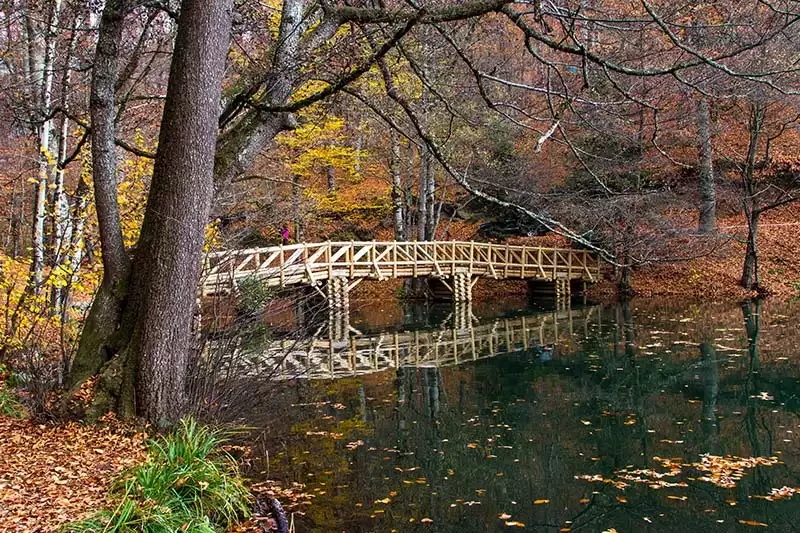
[{"left": 201, "top": 241, "right": 600, "bottom": 295}]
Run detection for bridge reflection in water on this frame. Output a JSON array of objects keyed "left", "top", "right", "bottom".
[{"left": 221, "top": 304, "right": 599, "bottom": 380}]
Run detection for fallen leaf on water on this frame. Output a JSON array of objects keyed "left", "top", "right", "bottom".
[
  {"left": 738, "top": 519, "right": 768, "bottom": 527},
  {"left": 504, "top": 521, "right": 525, "bottom": 528},
  {"left": 533, "top": 499, "right": 550, "bottom": 504},
  {"left": 499, "top": 513, "right": 512, "bottom": 520}
]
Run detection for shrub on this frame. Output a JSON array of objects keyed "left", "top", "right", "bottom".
[
  {"left": 0, "top": 384, "right": 27, "bottom": 419},
  {"left": 63, "top": 418, "right": 251, "bottom": 532},
  {"left": 235, "top": 277, "right": 274, "bottom": 317}
]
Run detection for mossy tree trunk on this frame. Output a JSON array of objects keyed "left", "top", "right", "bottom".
[{"left": 67, "top": 0, "right": 235, "bottom": 423}]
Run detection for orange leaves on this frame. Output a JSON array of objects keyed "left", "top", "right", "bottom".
[
  {"left": 0, "top": 415, "right": 147, "bottom": 530},
  {"left": 738, "top": 519, "right": 769, "bottom": 527}
]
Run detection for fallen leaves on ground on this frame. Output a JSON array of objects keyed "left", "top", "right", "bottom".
[
  {"left": 0, "top": 414, "right": 147, "bottom": 531},
  {"left": 589, "top": 204, "right": 800, "bottom": 299}
]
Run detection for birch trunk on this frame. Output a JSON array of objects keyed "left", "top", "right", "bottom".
[
  {"left": 390, "top": 128, "right": 405, "bottom": 240},
  {"left": 31, "top": 0, "right": 62, "bottom": 288}
]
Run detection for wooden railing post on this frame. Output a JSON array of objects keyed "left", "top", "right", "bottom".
[
  {"left": 326, "top": 241, "right": 332, "bottom": 279},
  {"left": 279, "top": 244, "right": 285, "bottom": 287}
]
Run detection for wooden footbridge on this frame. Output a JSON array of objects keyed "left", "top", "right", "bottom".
[
  {"left": 201, "top": 241, "right": 600, "bottom": 303},
  {"left": 214, "top": 306, "right": 598, "bottom": 380}
]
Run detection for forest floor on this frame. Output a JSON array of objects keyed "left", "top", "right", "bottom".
[
  {"left": 0, "top": 415, "right": 147, "bottom": 532},
  {"left": 588, "top": 203, "right": 800, "bottom": 300}
]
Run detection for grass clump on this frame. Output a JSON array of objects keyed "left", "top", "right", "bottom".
[
  {"left": 0, "top": 384, "right": 27, "bottom": 418},
  {"left": 63, "top": 418, "right": 251, "bottom": 532},
  {"left": 0, "top": 363, "right": 27, "bottom": 419}
]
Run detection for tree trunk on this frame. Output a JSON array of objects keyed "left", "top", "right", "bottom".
[
  {"left": 740, "top": 102, "right": 765, "bottom": 291},
  {"left": 699, "top": 341, "right": 719, "bottom": 451},
  {"left": 618, "top": 265, "right": 634, "bottom": 296},
  {"left": 50, "top": 11, "right": 80, "bottom": 312},
  {"left": 326, "top": 165, "right": 335, "bottom": 194},
  {"left": 66, "top": 0, "right": 130, "bottom": 393},
  {"left": 292, "top": 174, "right": 303, "bottom": 242},
  {"left": 119, "top": 0, "right": 233, "bottom": 424},
  {"left": 417, "top": 145, "right": 430, "bottom": 241},
  {"left": 741, "top": 209, "right": 760, "bottom": 290},
  {"left": 424, "top": 159, "right": 436, "bottom": 240},
  {"left": 31, "top": 0, "right": 62, "bottom": 289},
  {"left": 697, "top": 97, "right": 716, "bottom": 234},
  {"left": 389, "top": 128, "right": 405, "bottom": 240}
]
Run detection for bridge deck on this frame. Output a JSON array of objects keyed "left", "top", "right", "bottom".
[{"left": 201, "top": 241, "right": 600, "bottom": 295}]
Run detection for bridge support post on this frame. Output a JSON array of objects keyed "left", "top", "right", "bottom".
[
  {"left": 326, "top": 276, "right": 350, "bottom": 341},
  {"left": 452, "top": 301, "right": 475, "bottom": 331},
  {"left": 452, "top": 272, "right": 473, "bottom": 302}
]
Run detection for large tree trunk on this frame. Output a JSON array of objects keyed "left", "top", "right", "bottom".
[
  {"left": 122, "top": 0, "right": 233, "bottom": 424},
  {"left": 697, "top": 97, "right": 716, "bottom": 234}
]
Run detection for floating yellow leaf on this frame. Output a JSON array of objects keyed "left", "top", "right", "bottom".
[
  {"left": 738, "top": 520, "right": 768, "bottom": 527},
  {"left": 533, "top": 499, "right": 550, "bottom": 504}
]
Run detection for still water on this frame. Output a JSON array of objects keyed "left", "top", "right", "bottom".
[{"left": 242, "top": 298, "right": 800, "bottom": 532}]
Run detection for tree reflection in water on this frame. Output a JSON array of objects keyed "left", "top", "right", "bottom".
[{"left": 238, "top": 299, "right": 800, "bottom": 532}]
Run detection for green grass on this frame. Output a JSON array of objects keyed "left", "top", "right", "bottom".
[
  {"left": 63, "top": 418, "right": 251, "bottom": 533},
  {"left": 0, "top": 386, "right": 27, "bottom": 418}
]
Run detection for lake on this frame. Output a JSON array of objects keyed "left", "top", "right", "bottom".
[{"left": 235, "top": 297, "right": 800, "bottom": 532}]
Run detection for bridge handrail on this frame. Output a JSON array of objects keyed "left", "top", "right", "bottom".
[
  {"left": 204, "top": 240, "right": 589, "bottom": 259},
  {"left": 200, "top": 240, "right": 600, "bottom": 293}
]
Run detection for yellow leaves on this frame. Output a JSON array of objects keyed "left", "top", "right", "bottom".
[
  {"left": 533, "top": 499, "right": 550, "bottom": 504},
  {"left": 738, "top": 520, "right": 768, "bottom": 527},
  {"left": 667, "top": 495, "right": 688, "bottom": 501}
]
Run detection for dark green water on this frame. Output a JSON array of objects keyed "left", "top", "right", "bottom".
[{"left": 243, "top": 298, "right": 800, "bottom": 532}]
